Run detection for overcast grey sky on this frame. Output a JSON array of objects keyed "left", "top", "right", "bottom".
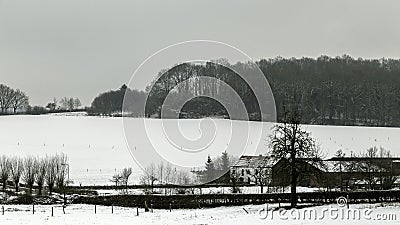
[{"left": 1, "top": 0, "right": 399, "bottom": 106}]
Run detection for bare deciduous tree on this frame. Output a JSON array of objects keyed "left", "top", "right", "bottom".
[
  {"left": 0, "top": 84, "right": 14, "bottom": 114},
  {"left": 140, "top": 163, "right": 158, "bottom": 192},
  {"left": 251, "top": 166, "right": 272, "bottom": 194},
  {"left": 35, "top": 157, "right": 47, "bottom": 195},
  {"left": 10, "top": 157, "right": 24, "bottom": 192},
  {"left": 11, "top": 89, "right": 29, "bottom": 113},
  {"left": 110, "top": 173, "right": 122, "bottom": 189},
  {"left": 0, "top": 155, "right": 11, "bottom": 190},
  {"left": 229, "top": 169, "right": 241, "bottom": 193},
  {"left": 60, "top": 97, "right": 81, "bottom": 111},
  {"left": 121, "top": 167, "right": 132, "bottom": 192},
  {"left": 46, "top": 156, "right": 58, "bottom": 194},
  {"left": 55, "top": 153, "right": 68, "bottom": 189},
  {"left": 23, "top": 156, "right": 36, "bottom": 194},
  {"left": 269, "top": 111, "right": 324, "bottom": 207},
  {"left": 332, "top": 149, "right": 346, "bottom": 191},
  {"left": 164, "top": 163, "right": 172, "bottom": 185},
  {"left": 73, "top": 98, "right": 82, "bottom": 110}
]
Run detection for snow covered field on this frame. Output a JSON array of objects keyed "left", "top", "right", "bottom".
[
  {"left": 0, "top": 114, "right": 399, "bottom": 186},
  {"left": 0, "top": 203, "right": 399, "bottom": 225}
]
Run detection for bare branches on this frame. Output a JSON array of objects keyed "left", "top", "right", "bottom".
[
  {"left": 110, "top": 167, "right": 133, "bottom": 192},
  {"left": 0, "top": 154, "right": 68, "bottom": 195},
  {"left": 60, "top": 97, "right": 81, "bottom": 111},
  {"left": 10, "top": 157, "right": 24, "bottom": 192},
  {"left": 55, "top": 153, "right": 68, "bottom": 188},
  {"left": 45, "top": 154, "right": 68, "bottom": 194},
  {"left": 110, "top": 173, "right": 123, "bottom": 188},
  {"left": 35, "top": 157, "right": 47, "bottom": 195},
  {"left": 11, "top": 89, "right": 29, "bottom": 113},
  {"left": 22, "top": 156, "right": 36, "bottom": 194},
  {"left": 140, "top": 163, "right": 158, "bottom": 190},
  {"left": 0, "top": 84, "right": 29, "bottom": 114},
  {"left": 269, "top": 112, "right": 324, "bottom": 207},
  {"left": 121, "top": 167, "right": 132, "bottom": 191},
  {"left": 0, "top": 155, "right": 11, "bottom": 190},
  {"left": 45, "top": 156, "right": 57, "bottom": 194},
  {"left": 0, "top": 84, "right": 15, "bottom": 113}
]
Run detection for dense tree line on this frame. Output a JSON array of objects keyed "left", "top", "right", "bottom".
[
  {"left": 144, "top": 61, "right": 262, "bottom": 119},
  {"left": 259, "top": 55, "right": 400, "bottom": 126},
  {"left": 0, "top": 84, "right": 29, "bottom": 114},
  {"left": 90, "top": 55, "right": 400, "bottom": 126},
  {"left": 89, "top": 84, "right": 146, "bottom": 116},
  {"left": 0, "top": 153, "right": 69, "bottom": 195}
]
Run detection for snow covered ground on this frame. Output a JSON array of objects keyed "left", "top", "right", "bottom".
[
  {"left": 95, "top": 186, "right": 320, "bottom": 196},
  {"left": 0, "top": 114, "right": 399, "bottom": 186},
  {"left": 0, "top": 203, "right": 399, "bottom": 225}
]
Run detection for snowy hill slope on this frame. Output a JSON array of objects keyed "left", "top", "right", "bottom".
[{"left": 0, "top": 115, "right": 399, "bottom": 185}]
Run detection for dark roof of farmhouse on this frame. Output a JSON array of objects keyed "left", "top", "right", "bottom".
[
  {"left": 232, "top": 156, "right": 400, "bottom": 172},
  {"left": 232, "top": 155, "right": 274, "bottom": 168},
  {"left": 326, "top": 157, "right": 400, "bottom": 162}
]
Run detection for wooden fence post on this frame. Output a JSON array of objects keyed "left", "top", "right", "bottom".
[
  {"left": 136, "top": 207, "right": 139, "bottom": 216},
  {"left": 94, "top": 205, "right": 97, "bottom": 214},
  {"left": 51, "top": 207, "right": 54, "bottom": 217},
  {"left": 2, "top": 206, "right": 4, "bottom": 215},
  {"left": 32, "top": 204, "right": 35, "bottom": 214},
  {"left": 111, "top": 205, "right": 113, "bottom": 214}
]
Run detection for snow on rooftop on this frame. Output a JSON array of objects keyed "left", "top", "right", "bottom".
[{"left": 232, "top": 155, "right": 274, "bottom": 168}]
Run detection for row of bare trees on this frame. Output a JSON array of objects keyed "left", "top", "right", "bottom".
[
  {"left": 139, "top": 163, "right": 193, "bottom": 194},
  {"left": 45, "top": 97, "right": 82, "bottom": 112},
  {"left": 110, "top": 167, "right": 133, "bottom": 192},
  {"left": 0, "top": 153, "right": 68, "bottom": 195},
  {"left": 332, "top": 147, "right": 397, "bottom": 191},
  {"left": 0, "top": 84, "right": 29, "bottom": 114}
]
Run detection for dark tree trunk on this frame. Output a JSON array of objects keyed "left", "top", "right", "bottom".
[
  {"left": 290, "top": 167, "right": 298, "bottom": 207},
  {"left": 38, "top": 186, "right": 43, "bottom": 196},
  {"left": 290, "top": 124, "right": 298, "bottom": 208},
  {"left": 231, "top": 178, "right": 237, "bottom": 193},
  {"left": 290, "top": 152, "right": 298, "bottom": 208}
]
